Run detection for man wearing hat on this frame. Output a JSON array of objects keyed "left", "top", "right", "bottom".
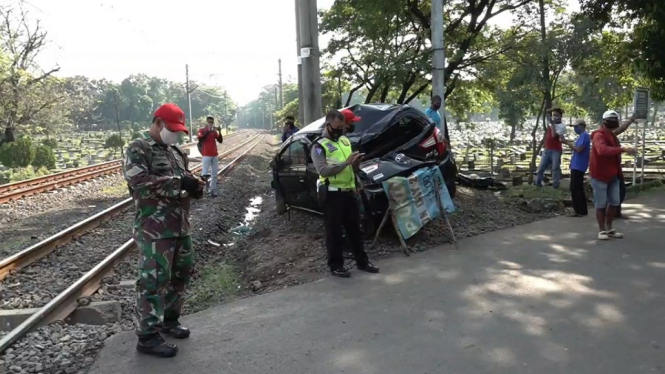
[
  {"left": 589, "top": 110, "right": 636, "bottom": 240},
  {"left": 564, "top": 119, "right": 591, "bottom": 217},
  {"left": 311, "top": 109, "right": 379, "bottom": 278},
  {"left": 124, "top": 103, "right": 206, "bottom": 357}
]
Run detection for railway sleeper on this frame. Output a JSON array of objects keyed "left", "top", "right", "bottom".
[{"left": 0, "top": 301, "right": 122, "bottom": 332}]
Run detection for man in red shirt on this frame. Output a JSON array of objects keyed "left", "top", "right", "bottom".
[
  {"left": 535, "top": 108, "right": 564, "bottom": 188},
  {"left": 589, "top": 110, "right": 636, "bottom": 240},
  {"left": 197, "top": 116, "right": 224, "bottom": 197}
]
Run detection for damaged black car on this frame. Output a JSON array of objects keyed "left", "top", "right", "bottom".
[{"left": 269, "top": 104, "right": 458, "bottom": 234}]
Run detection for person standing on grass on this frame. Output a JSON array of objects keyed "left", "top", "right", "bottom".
[
  {"left": 124, "top": 103, "right": 206, "bottom": 357},
  {"left": 589, "top": 110, "right": 637, "bottom": 240},
  {"left": 565, "top": 120, "right": 591, "bottom": 217},
  {"left": 197, "top": 116, "right": 224, "bottom": 197},
  {"left": 536, "top": 108, "right": 564, "bottom": 189}
]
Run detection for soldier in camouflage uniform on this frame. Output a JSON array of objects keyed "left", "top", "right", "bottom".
[{"left": 124, "top": 103, "right": 205, "bottom": 358}]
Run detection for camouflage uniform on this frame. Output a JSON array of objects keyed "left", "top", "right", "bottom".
[{"left": 124, "top": 131, "right": 199, "bottom": 337}]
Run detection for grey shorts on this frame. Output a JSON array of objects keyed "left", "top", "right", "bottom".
[{"left": 590, "top": 177, "right": 621, "bottom": 209}]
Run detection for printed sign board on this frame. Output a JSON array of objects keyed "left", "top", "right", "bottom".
[
  {"left": 381, "top": 166, "right": 455, "bottom": 240},
  {"left": 633, "top": 87, "right": 650, "bottom": 120}
]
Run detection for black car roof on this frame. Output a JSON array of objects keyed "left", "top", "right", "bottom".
[{"left": 297, "top": 103, "right": 431, "bottom": 137}]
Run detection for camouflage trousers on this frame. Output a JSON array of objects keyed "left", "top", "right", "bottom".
[{"left": 135, "top": 236, "right": 194, "bottom": 336}]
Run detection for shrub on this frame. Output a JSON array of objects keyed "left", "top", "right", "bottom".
[
  {"left": 42, "top": 138, "right": 58, "bottom": 149},
  {"left": 104, "top": 134, "right": 125, "bottom": 156},
  {"left": 33, "top": 145, "right": 56, "bottom": 169},
  {"left": 8, "top": 167, "right": 47, "bottom": 182},
  {"left": 0, "top": 137, "right": 35, "bottom": 168},
  {"left": 131, "top": 131, "right": 142, "bottom": 140}
]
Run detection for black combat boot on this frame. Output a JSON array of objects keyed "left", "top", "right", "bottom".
[
  {"left": 163, "top": 319, "right": 191, "bottom": 339},
  {"left": 357, "top": 262, "right": 380, "bottom": 274},
  {"left": 136, "top": 333, "right": 178, "bottom": 358}
]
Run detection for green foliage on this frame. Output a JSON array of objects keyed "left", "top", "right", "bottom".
[
  {"left": 131, "top": 131, "right": 142, "bottom": 140},
  {"left": 0, "top": 137, "right": 35, "bottom": 168},
  {"left": 7, "top": 166, "right": 50, "bottom": 183},
  {"left": 42, "top": 138, "right": 58, "bottom": 149},
  {"left": 33, "top": 145, "right": 56, "bottom": 170},
  {"left": 104, "top": 134, "right": 125, "bottom": 156},
  {"left": 581, "top": 0, "right": 665, "bottom": 97}
]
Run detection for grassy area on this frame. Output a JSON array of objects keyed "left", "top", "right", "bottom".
[
  {"left": 504, "top": 184, "right": 570, "bottom": 200},
  {"left": 186, "top": 261, "right": 241, "bottom": 314},
  {"left": 626, "top": 180, "right": 665, "bottom": 199},
  {"left": 101, "top": 183, "right": 129, "bottom": 196}
]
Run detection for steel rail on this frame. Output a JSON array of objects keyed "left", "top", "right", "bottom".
[{"left": 0, "top": 133, "right": 266, "bottom": 353}]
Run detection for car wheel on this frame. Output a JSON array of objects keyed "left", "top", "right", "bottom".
[{"left": 276, "top": 191, "right": 287, "bottom": 215}]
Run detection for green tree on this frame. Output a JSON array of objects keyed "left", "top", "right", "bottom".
[
  {"left": 0, "top": 136, "right": 35, "bottom": 167},
  {"left": 33, "top": 145, "right": 56, "bottom": 169}
]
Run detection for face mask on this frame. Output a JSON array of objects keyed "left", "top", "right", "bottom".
[
  {"left": 160, "top": 124, "right": 179, "bottom": 145},
  {"left": 605, "top": 119, "right": 619, "bottom": 130},
  {"left": 574, "top": 125, "right": 584, "bottom": 135},
  {"left": 327, "top": 124, "right": 343, "bottom": 140}
]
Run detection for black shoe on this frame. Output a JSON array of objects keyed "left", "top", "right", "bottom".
[
  {"left": 163, "top": 320, "right": 191, "bottom": 339},
  {"left": 136, "top": 334, "right": 178, "bottom": 358},
  {"left": 331, "top": 268, "right": 351, "bottom": 278},
  {"left": 357, "top": 262, "right": 380, "bottom": 274}
]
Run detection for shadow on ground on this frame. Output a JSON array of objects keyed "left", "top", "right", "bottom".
[{"left": 91, "top": 195, "right": 665, "bottom": 374}]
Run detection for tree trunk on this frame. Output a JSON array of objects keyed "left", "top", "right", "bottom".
[
  {"left": 509, "top": 120, "right": 517, "bottom": 144},
  {"left": 528, "top": 100, "right": 546, "bottom": 184},
  {"left": 397, "top": 73, "right": 417, "bottom": 104},
  {"left": 538, "top": 0, "right": 553, "bottom": 112},
  {"left": 345, "top": 83, "right": 365, "bottom": 107},
  {"left": 379, "top": 82, "right": 391, "bottom": 103},
  {"left": 365, "top": 82, "right": 381, "bottom": 103},
  {"left": 404, "top": 83, "right": 430, "bottom": 104}
]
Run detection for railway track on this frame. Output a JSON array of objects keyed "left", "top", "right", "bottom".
[
  {"left": 0, "top": 133, "right": 266, "bottom": 352},
  {"left": 0, "top": 131, "right": 246, "bottom": 204},
  {"left": 0, "top": 132, "right": 264, "bottom": 281}
]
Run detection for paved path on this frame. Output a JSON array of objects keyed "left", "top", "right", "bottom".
[{"left": 91, "top": 195, "right": 665, "bottom": 374}]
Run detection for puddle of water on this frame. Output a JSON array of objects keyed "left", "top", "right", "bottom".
[
  {"left": 244, "top": 196, "right": 263, "bottom": 224},
  {"left": 228, "top": 196, "right": 264, "bottom": 242}
]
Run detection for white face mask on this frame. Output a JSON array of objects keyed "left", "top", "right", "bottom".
[{"left": 159, "top": 124, "right": 179, "bottom": 145}]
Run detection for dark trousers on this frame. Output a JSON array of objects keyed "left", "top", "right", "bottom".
[
  {"left": 617, "top": 174, "right": 626, "bottom": 216},
  {"left": 323, "top": 191, "right": 368, "bottom": 270},
  {"left": 570, "top": 169, "right": 588, "bottom": 215}
]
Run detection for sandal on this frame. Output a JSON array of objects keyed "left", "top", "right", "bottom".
[{"left": 607, "top": 229, "right": 624, "bottom": 239}]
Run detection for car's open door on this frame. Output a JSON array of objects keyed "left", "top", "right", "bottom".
[{"left": 274, "top": 138, "right": 312, "bottom": 208}]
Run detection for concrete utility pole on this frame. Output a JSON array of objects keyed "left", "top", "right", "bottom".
[
  {"left": 278, "top": 59, "right": 284, "bottom": 109},
  {"left": 185, "top": 64, "right": 198, "bottom": 142},
  {"left": 294, "top": 0, "right": 305, "bottom": 126},
  {"left": 431, "top": 0, "right": 445, "bottom": 129},
  {"left": 297, "top": 0, "right": 323, "bottom": 126}
]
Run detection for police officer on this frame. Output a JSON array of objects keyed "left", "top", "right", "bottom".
[
  {"left": 311, "top": 110, "right": 379, "bottom": 278},
  {"left": 124, "top": 103, "right": 205, "bottom": 358}
]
